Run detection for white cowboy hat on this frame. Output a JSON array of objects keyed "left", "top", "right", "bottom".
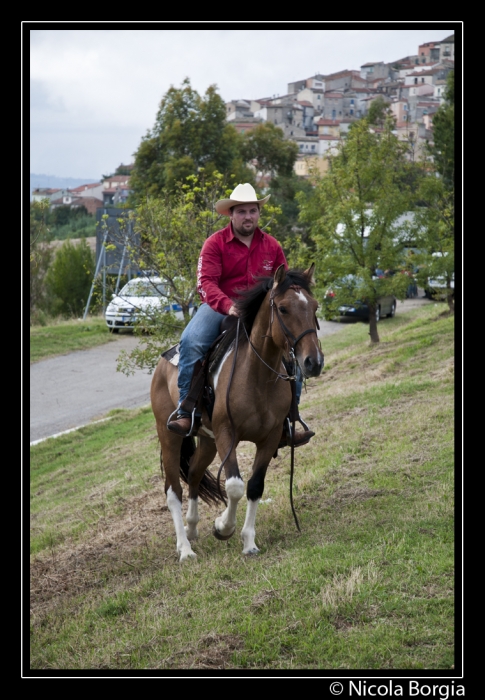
[{"left": 215, "top": 183, "right": 271, "bottom": 217}]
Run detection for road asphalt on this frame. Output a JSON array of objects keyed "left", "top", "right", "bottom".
[{"left": 30, "top": 291, "right": 433, "bottom": 445}]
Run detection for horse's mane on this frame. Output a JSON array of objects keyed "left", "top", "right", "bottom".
[{"left": 234, "top": 268, "right": 314, "bottom": 334}]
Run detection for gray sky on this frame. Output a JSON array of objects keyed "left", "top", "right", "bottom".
[{"left": 28, "top": 24, "right": 457, "bottom": 181}]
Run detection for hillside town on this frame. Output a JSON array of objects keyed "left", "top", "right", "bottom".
[{"left": 31, "top": 34, "right": 454, "bottom": 210}]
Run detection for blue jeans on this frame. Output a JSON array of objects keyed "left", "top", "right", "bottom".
[{"left": 176, "top": 303, "right": 302, "bottom": 415}]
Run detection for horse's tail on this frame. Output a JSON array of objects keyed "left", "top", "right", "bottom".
[{"left": 179, "top": 436, "right": 227, "bottom": 507}]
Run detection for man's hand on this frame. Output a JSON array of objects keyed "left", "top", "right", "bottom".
[{"left": 228, "top": 305, "right": 239, "bottom": 316}]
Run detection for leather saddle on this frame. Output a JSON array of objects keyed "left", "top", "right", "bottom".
[{"left": 162, "top": 316, "right": 239, "bottom": 430}]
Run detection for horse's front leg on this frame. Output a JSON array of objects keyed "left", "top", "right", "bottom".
[
  {"left": 241, "top": 439, "right": 278, "bottom": 555},
  {"left": 185, "top": 497, "right": 199, "bottom": 541},
  {"left": 213, "top": 448, "right": 244, "bottom": 541}
]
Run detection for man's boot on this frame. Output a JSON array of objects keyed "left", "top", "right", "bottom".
[
  {"left": 278, "top": 424, "right": 315, "bottom": 449},
  {"left": 167, "top": 412, "right": 193, "bottom": 437}
]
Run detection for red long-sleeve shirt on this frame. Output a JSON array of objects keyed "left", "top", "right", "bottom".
[{"left": 197, "top": 223, "right": 288, "bottom": 315}]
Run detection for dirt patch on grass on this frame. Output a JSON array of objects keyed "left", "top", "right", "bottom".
[{"left": 30, "top": 480, "right": 220, "bottom": 615}]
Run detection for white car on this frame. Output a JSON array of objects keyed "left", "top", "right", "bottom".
[
  {"left": 105, "top": 277, "right": 195, "bottom": 333},
  {"left": 425, "top": 252, "right": 455, "bottom": 300}
]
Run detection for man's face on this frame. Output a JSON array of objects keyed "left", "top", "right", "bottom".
[{"left": 230, "top": 204, "right": 260, "bottom": 238}]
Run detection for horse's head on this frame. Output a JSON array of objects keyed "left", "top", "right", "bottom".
[{"left": 270, "top": 264, "right": 324, "bottom": 378}]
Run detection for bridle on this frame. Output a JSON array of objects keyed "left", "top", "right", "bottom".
[{"left": 269, "top": 284, "right": 320, "bottom": 371}]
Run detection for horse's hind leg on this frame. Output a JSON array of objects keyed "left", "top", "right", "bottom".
[
  {"left": 184, "top": 436, "right": 217, "bottom": 541},
  {"left": 160, "top": 437, "right": 198, "bottom": 562},
  {"left": 166, "top": 485, "right": 196, "bottom": 562}
]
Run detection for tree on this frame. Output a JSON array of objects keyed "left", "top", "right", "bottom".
[
  {"left": 427, "top": 70, "right": 454, "bottom": 189},
  {"left": 297, "top": 118, "right": 415, "bottom": 343},
  {"left": 407, "top": 171, "right": 454, "bottom": 314},
  {"left": 45, "top": 239, "right": 95, "bottom": 317},
  {"left": 30, "top": 199, "right": 54, "bottom": 321},
  {"left": 366, "top": 95, "right": 393, "bottom": 128},
  {"left": 241, "top": 122, "right": 299, "bottom": 187},
  {"left": 112, "top": 169, "right": 282, "bottom": 375},
  {"left": 405, "top": 70, "right": 455, "bottom": 314},
  {"left": 266, "top": 172, "right": 315, "bottom": 264},
  {"left": 129, "top": 79, "right": 252, "bottom": 201}
]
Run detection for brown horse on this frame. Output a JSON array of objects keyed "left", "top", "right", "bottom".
[{"left": 150, "top": 264, "right": 324, "bottom": 562}]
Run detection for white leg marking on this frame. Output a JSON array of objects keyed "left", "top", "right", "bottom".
[
  {"left": 212, "top": 345, "right": 234, "bottom": 391},
  {"left": 185, "top": 497, "right": 199, "bottom": 541},
  {"left": 215, "top": 476, "right": 245, "bottom": 537},
  {"left": 166, "top": 487, "right": 196, "bottom": 562},
  {"left": 241, "top": 498, "right": 260, "bottom": 555}
]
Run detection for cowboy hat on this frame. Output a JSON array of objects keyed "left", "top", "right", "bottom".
[{"left": 215, "top": 183, "right": 271, "bottom": 217}]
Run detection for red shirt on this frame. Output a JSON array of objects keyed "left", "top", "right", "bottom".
[{"left": 197, "top": 223, "right": 288, "bottom": 315}]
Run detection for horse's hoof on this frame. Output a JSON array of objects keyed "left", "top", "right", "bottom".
[
  {"left": 179, "top": 550, "right": 197, "bottom": 563},
  {"left": 213, "top": 525, "right": 235, "bottom": 541},
  {"left": 243, "top": 547, "right": 260, "bottom": 556}
]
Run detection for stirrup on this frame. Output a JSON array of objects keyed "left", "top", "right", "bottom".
[
  {"left": 298, "top": 415, "right": 311, "bottom": 431},
  {"left": 166, "top": 407, "right": 197, "bottom": 437},
  {"left": 285, "top": 414, "right": 311, "bottom": 435},
  {"left": 284, "top": 416, "right": 293, "bottom": 442}
]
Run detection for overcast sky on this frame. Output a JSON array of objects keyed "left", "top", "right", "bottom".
[{"left": 28, "top": 24, "right": 458, "bottom": 181}]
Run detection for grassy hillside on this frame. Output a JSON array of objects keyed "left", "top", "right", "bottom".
[{"left": 28, "top": 303, "right": 456, "bottom": 672}]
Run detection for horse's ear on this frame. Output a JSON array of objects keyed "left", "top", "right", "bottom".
[
  {"left": 273, "top": 264, "right": 286, "bottom": 288},
  {"left": 303, "top": 263, "right": 316, "bottom": 285}
]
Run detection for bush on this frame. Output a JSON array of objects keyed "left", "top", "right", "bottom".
[{"left": 45, "top": 239, "right": 96, "bottom": 317}]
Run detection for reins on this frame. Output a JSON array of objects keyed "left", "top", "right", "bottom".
[
  {"left": 268, "top": 284, "right": 320, "bottom": 534},
  {"left": 216, "top": 317, "right": 241, "bottom": 506},
  {"left": 217, "top": 283, "right": 319, "bottom": 532}
]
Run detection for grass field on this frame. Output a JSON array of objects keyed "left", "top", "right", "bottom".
[
  {"left": 28, "top": 303, "right": 457, "bottom": 674},
  {"left": 29, "top": 316, "right": 115, "bottom": 364}
]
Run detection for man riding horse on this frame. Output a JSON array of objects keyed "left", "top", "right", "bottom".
[{"left": 167, "top": 182, "right": 315, "bottom": 448}]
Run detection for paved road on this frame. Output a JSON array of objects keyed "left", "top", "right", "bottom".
[
  {"left": 30, "top": 292, "right": 432, "bottom": 444},
  {"left": 30, "top": 334, "right": 153, "bottom": 444}
]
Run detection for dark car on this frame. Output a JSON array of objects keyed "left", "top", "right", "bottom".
[
  {"left": 336, "top": 295, "right": 396, "bottom": 322},
  {"left": 326, "top": 273, "right": 397, "bottom": 322}
]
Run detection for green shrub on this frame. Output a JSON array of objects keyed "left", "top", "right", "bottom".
[{"left": 45, "top": 239, "right": 96, "bottom": 317}]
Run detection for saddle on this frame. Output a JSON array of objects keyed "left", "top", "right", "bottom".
[
  {"left": 162, "top": 316, "right": 304, "bottom": 443},
  {"left": 162, "top": 316, "right": 239, "bottom": 432}
]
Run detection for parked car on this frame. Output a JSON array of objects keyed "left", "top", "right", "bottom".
[
  {"left": 424, "top": 252, "right": 454, "bottom": 300},
  {"left": 105, "top": 277, "right": 195, "bottom": 333},
  {"left": 326, "top": 274, "right": 397, "bottom": 322}
]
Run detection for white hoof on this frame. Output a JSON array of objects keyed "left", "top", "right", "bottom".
[
  {"left": 179, "top": 548, "right": 197, "bottom": 563},
  {"left": 243, "top": 546, "right": 260, "bottom": 556}
]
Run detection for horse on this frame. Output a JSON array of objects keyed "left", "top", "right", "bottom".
[{"left": 150, "top": 264, "right": 324, "bottom": 562}]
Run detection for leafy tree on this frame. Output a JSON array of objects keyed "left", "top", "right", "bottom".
[
  {"left": 403, "top": 71, "right": 455, "bottom": 314},
  {"left": 241, "top": 122, "right": 299, "bottom": 186},
  {"left": 427, "top": 70, "right": 454, "bottom": 189},
  {"left": 49, "top": 204, "right": 89, "bottom": 227},
  {"left": 30, "top": 199, "right": 54, "bottom": 321},
  {"left": 30, "top": 201, "right": 96, "bottom": 241},
  {"left": 366, "top": 96, "right": 393, "bottom": 128},
  {"left": 407, "top": 171, "right": 454, "bottom": 314},
  {"left": 102, "top": 163, "right": 133, "bottom": 178},
  {"left": 297, "top": 118, "right": 415, "bottom": 343},
  {"left": 129, "top": 79, "right": 252, "bottom": 201},
  {"left": 111, "top": 169, "right": 282, "bottom": 375},
  {"left": 45, "top": 239, "right": 95, "bottom": 317},
  {"left": 266, "top": 173, "right": 315, "bottom": 264}
]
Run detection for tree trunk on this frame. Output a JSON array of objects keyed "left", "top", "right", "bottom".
[
  {"left": 447, "top": 286, "right": 454, "bottom": 315},
  {"left": 368, "top": 303, "right": 380, "bottom": 343}
]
